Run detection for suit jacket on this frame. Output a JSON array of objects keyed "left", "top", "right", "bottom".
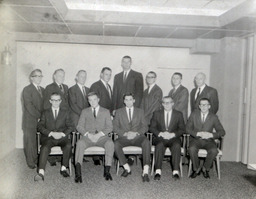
[
  {"left": 22, "top": 83, "right": 44, "bottom": 129},
  {"left": 190, "top": 85, "right": 219, "bottom": 114},
  {"left": 37, "top": 108, "right": 74, "bottom": 142},
  {"left": 77, "top": 106, "right": 113, "bottom": 136},
  {"left": 186, "top": 110, "right": 225, "bottom": 140},
  {"left": 90, "top": 80, "right": 113, "bottom": 112},
  {"left": 113, "top": 70, "right": 143, "bottom": 110},
  {"left": 140, "top": 84, "right": 163, "bottom": 125},
  {"left": 168, "top": 85, "right": 189, "bottom": 122},
  {"left": 149, "top": 109, "right": 185, "bottom": 139},
  {"left": 113, "top": 107, "right": 148, "bottom": 137},
  {"left": 68, "top": 84, "right": 90, "bottom": 125},
  {"left": 43, "top": 82, "right": 69, "bottom": 110}
]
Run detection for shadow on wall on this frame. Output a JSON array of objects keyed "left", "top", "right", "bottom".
[{"left": 243, "top": 175, "right": 256, "bottom": 186}]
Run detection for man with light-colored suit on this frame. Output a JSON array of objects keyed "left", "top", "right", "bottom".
[
  {"left": 22, "top": 69, "right": 44, "bottom": 169},
  {"left": 187, "top": 98, "right": 225, "bottom": 179},
  {"left": 168, "top": 72, "right": 189, "bottom": 123},
  {"left": 74, "top": 92, "right": 114, "bottom": 183},
  {"left": 114, "top": 93, "right": 151, "bottom": 182},
  {"left": 149, "top": 96, "right": 185, "bottom": 180},
  {"left": 68, "top": 70, "right": 90, "bottom": 126},
  {"left": 113, "top": 56, "right": 143, "bottom": 111},
  {"left": 190, "top": 72, "right": 219, "bottom": 114},
  {"left": 140, "top": 71, "right": 163, "bottom": 125}
]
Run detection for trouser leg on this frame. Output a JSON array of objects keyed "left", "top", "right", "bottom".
[{"left": 24, "top": 128, "right": 38, "bottom": 167}]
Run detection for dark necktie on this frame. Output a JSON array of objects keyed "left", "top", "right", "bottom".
[
  {"left": 106, "top": 84, "right": 111, "bottom": 99},
  {"left": 37, "top": 86, "right": 42, "bottom": 97},
  {"left": 82, "top": 86, "right": 86, "bottom": 99},
  {"left": 196, "top": 88, "right": 201, "bottom": 100},
  {"left": 54, "top": 109, "right": 57, "bottom": 120},
  {"left": 59, "top": 84, "right": 64, "bottom": 93},
  {"left": 93, "top": 108, "right": 96, "bottom": 118},
  {"left": 129, "top": 108, "right": 132, "bottom": 122},
  {"left": 123, "top": 72, "right": 127, "bottom": 83},
  {"left": 166, "top": 112, "right": 169, "bottom": 131}
]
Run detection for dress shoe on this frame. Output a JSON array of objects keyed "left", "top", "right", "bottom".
[
  {"left": 75, "top": 163, "right": 82, "bottom": 183},
  {"left": 173, "top": 173, "right": 180, "bottom": 180},
  {"left": 93, "top": 159, "right": 101, "bottom": 166},
  {"left": 142, "top": 174, "right": 150, "bottom": 182},
  {"left": 154, "top": 174, "right": 161, "bottom": 181},
  {"left": 203, "top": 170, "right": 210, "bottom": 179},
  {"left": 60, "top": 169, "right": 70, "bottom": 177},
  {"left": 105, "top": 172, "right": 113, "bottom": 181},
  {"left": 190, "top": 171, "right": 200, "bottom": 178},
  {"left": 104, "top": 166, "right": 113, "bottom": 181},
  {"left": 127, "top": 157, "right": 134, "bottom": 166},
  {"left": 121, "top": 169, "right": 131, "bottom": 177},
  {"left": 34, "top": 173, "right": 44, "bottom": 181},
  {"left": 28, "top": 165, "right": 36, "bottom": 169}
]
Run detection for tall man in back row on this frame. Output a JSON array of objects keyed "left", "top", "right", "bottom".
[{"left": 113, "top": 56, "right": 144, "bottom": 112}]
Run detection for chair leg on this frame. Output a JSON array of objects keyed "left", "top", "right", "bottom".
[
  {"left": 151, "top": 153, "right": 155, "bottom": 176},
  {"left": 69, "top": 158, "right": 72, "bottom": 176},
  {"left": 116, "top": 160, "right": 119, "bottom": 175},
  {"left": 216, "top": 156, "right": 221, "bottom": 180},
  {"left": 188, "top": 159, "right": 192, "bottom": 177},
  {"left": 180, "top": 158, "right": 183, "bottom": 177}
]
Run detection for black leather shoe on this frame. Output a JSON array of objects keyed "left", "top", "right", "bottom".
[
  {"left": 75, "top": 163, "right": 82, "bottom": 183},
  {"left": 154, "top": 174, "right": 161, "bottom": 181},
  {"left": 34, "top": 173, "right": 44, "bottom": 181},
  {"left": 60, "top": 169, "right": 70, "bottom": 177},
  {"left": 121, "top": 169, "right": 131, "bottom": 177},
  {"left": 190, "top": 171, "right": 200, "bottom": 178},
  {"left": 203, "top": 170, "right": 210, "bottom": 179},
  {"left": 173, "top": 173, "right": 180, "bottom": 180},
  {"left": 127, "top": 157, "right": 134, "bottom": 166},
  {"left": 105, "top": 172, "right": 113, "bottom": 181},
  {"left": 142, "top": 174, "right": 150, "bottom": 182},
  {"left": 94, "top": 159, "right": 101, "bottom": 166}
]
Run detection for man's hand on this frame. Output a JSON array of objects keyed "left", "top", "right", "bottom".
[
  {"left": 126, "top": 131, "right": 138, "bottom": 140},
  {"left": 49, "top": 132, "right": 65, "bottom": 139},
  {"left": 197, "top": 131, "right": 213, "bottom": 139},
  {"left": 88, "top": 132, "right": 105, "bottom": 143},
  {"left": 159, "top": 132, "right": 175, "bottom": 140}
]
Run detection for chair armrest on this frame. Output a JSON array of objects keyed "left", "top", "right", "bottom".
[
  {"left": 215, "top": 137, "right": 224, "bottom": 150},
  {"left": 145, "top": 132, "right": 153, "bottom": 146}
]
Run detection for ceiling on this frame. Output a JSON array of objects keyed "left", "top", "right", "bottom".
[{"left": 0, "top": 0, "right": 255, "bottom": 40}]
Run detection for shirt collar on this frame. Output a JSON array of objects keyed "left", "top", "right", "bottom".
[
  {"left": 198, "top": 84, "right": 206, "bottom": 91},
  {"left": 32, "top": 83, "right": 40, "bottom": 89},
  {"left": 100, "top": 79, "right": 108, "bottom": 86},
  {"left": 174, "top": 84, "right": 181, "bottom": 90},
  {"left": 77, "top": 83, "right": 85, "bottom": 90},
  {"left": 92, "top": 105, "right": 100, "bottom": 112},
  {"left": 52, "top": 107, "right": 60, "bottom": 112},
  {"left": 123, "top": 69, "right": 131, "bottom": 75},
  {"left": 148, "top": 83, "right": 156, "bottom": 90}
]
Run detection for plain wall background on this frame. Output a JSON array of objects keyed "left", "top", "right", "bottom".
[{"left": 16, "top": 41, "right": 210, "bottom": 148}]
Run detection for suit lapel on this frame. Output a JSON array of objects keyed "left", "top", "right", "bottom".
[
  {"left": 168, "top": 111, "right": 175, "bottom": 131},
  {"left": 75, "top": 84, "right": 85, "bottom": 103}
]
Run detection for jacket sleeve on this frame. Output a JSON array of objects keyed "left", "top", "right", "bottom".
[
  {"left": 134, "top": 73, "right": 144, "bottom": 107},
  {"left": 37, "top": 111, "right": 51, "bottom": 136},
  {"left": 76, "top": 110, "right": 87, "bottom": 136},
  {"left": 102, "top": 111, "right": 113, "bottom": 135},
  {"left": 209, "top": 89, "right": 219, "bottom": 114},
  {"left": 173, "top": 89, "right": 189, "bottom": 113},
  {"left": 212, "top": 116, "right": 225, "bottom": 139},
  {"left": 63, "top": 111, "right": 74, "bottom": 135},
  {"left": 113, "top": 110, "right": 125, "bottom": 136},
  {"left": 138, "top": 109, "right": 148, "bottom": 134},
  {"left": 145, "top": 89, "right": 163, "bottom": 117},
  {"left": 186, "top": 112, "right": 199, "bottom": 138},
  {"left": 149, "top": 111, "right": 160, "bottom": 137},
  {"left": 173, "top": 112, "right": 186, "bottom": 138},
  {"left": 112, "top": 76, "right": 118, "bottom": 110},
  {"left": 23, "top": 88, "right": 41, "bottom": 119}
]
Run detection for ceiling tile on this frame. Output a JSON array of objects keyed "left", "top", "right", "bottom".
[
  {"left": 200, "top": 29, "right": 249, "bottom": 39},
  {"left": 0, "top": 22, "right": 39, "bottom": 32},
  {"left": 168, "top": 28, "right": 211, "bottom": 39},
  {"left": 68, "top": 23, "right": 103, "bottom": 35},
  {"left": 10, "top": 6, "right": 64, "bottom": 23},
  {"left": 223, "top": 17, "right": 256, "bottom": 32},
  {"left": 104, "top": 24, "right": 139, "bottom": 37},
  {"left": 31, "top": 23, "right": 70, "bottom": 34},
  {"left": 136, "top": 26, "right": 176, "bottom": 38},
  {"left": 2, "top": 0, "right": 52, "bottom": 6},
  {"left": 0, "top": 5, "right": 24, "bottom": 22}
]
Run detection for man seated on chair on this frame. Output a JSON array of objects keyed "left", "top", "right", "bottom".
[
  {"left": 113, "top": 93, "right": 151, "bottom": 182},
  {"left": 74, "top": 92, "right": 114, "bottom": 183},
  {"left": 187, "top": 97, "right": 225, "bottom": 179},
  {"left": 149, "top": 96, "right": 185, "bottom": 181},
  {"left": 35, "top": 93, "right": 73, "bottom": 181}
]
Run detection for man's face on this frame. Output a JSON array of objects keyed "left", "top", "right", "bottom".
[
  {"left": 195, "top": 73, "right": 206, "bottom": 87},
  {"left": 88, "top": 95, "right": 100, "bottom": 108},
  {"left": 146, "top": 73, "right": 156, "bottom": 85},
  {"left": 54, "top": 71, "right": 65, "bottom": 84},
  {"left": 50, "top": 95, "right": 62, "bottom": 109},
  {"left": 101, "top": 69, "right": 112, "bottom": 83},
  {"left": 121, "top": 58, "right": 131, "bottom": 71},
  {"left": 171, "top": 74, "right": 182, "bottom": 87},
  {"left": 199, "top": 100, "right": 211, "bottom": 114},
  {"left": 162, "top": 98, "right": 174, "bottom": 111},
  {"left": 77, "top": 71, "right": 86, "bottom": 85},
  {"left": 31, "top": 71, "right": 43, "bottom": 85},
  {"left": 124, "top": 96, "right": 135, "bottom": 108}
]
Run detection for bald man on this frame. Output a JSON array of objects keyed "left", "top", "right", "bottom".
[{"left": 190, "top": 73, "right": 219, "bottom": 114}]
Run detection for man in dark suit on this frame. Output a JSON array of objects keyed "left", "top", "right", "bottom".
[
  {"left": 140, "top": 71, "right": 163, "bottom": 125},
  {"left": 113, "top": 56, "right": 143, "bottom": 111},
  {"left": 74, "top": 92, "right": 114, "bottom": 183},
  {"left": 187, "top": 98, "right": 225, "bottom": 179},
  {"left": 113, "top": 93, "right": 150, "bottom": 182},
  {"left": 68, "top": 70, "right": 90, "bottom": 126},
  {"left": 168, "top": 72, "right": 189, "bottom": 123},
  {"left": 149, "top": 96, "right": 185, "bottom": 180},
  {"left": 43, "top": 69, "right": 69, "bottom": 110},
  {"left": 190, "top": 72, "right": 219, "bottom": 114},
  {"left": 90, "top": 67, "right": 113, "bottom": 113},
  {"left": 22, "top": 69, "right": 44, "bottom": 169},
  {"left": 34, "top": 93, "right": 73, "bottom": 181}
]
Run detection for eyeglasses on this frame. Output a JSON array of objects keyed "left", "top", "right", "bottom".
[
  {"left": 146, "top": 76, "right": 156, "bottom": 79},
  {"left": 32, "top": 75, "right": 43, "bottom": 78},
  {"left": 199, "top": 104, "right": 210, "bottom": 107},
  {"left": 50, "top": 99, "right": 61, "bottom": 102},
  {"left": 162, "top": 102, "right": 173, "bottom": 105}
]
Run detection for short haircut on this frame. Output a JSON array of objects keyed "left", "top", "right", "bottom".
[
  {"left": 172, "top": 72, "right": 182, "bottom": 79},
  {"left": 53, "top": 68, "right": 65, "bottom": 75},
  {"left": 101, "top": 67, "right": 112, "bottom": 73},
  {"left": 123, "top": 93, "right": 134, "bottom": 100},
  {"left": 30, "top": 69, "right": 42, "bottom": 78},
  {"left": 122, "top": 55, "right": 132, "bottom": 61},
  {"left": 76, "top": 70, "right": 87, "bottom": 76},
  {"left": 147, "top": 71, "right": 157, "bottom": 78},
  {"left": 50, "top": 92, "right": 61, "bottom": 99},
  {"left": 87, "top": 92, "right": 99, "bottom": 98},
  {"left": 162, "top": 96, "right": 174, "bottom": 103},
  {"left": 199, "top": 97, "right": 211, "bottom": 105}
]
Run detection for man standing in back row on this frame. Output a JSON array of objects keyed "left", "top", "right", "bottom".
[{"left": 113, "top": 56, "right": 143, "bottom": 112}]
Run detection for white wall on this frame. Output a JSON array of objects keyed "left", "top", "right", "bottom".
[{"left": 16, "top": 41, "right": 210, "bottom": 148}]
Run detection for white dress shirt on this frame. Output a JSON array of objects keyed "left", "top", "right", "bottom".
[
  {"left": 195, "top": 84, "right": 206, "bottom": 100},
  {"left": 126, "top": 106, "right": 134, "bottom": 122}
]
